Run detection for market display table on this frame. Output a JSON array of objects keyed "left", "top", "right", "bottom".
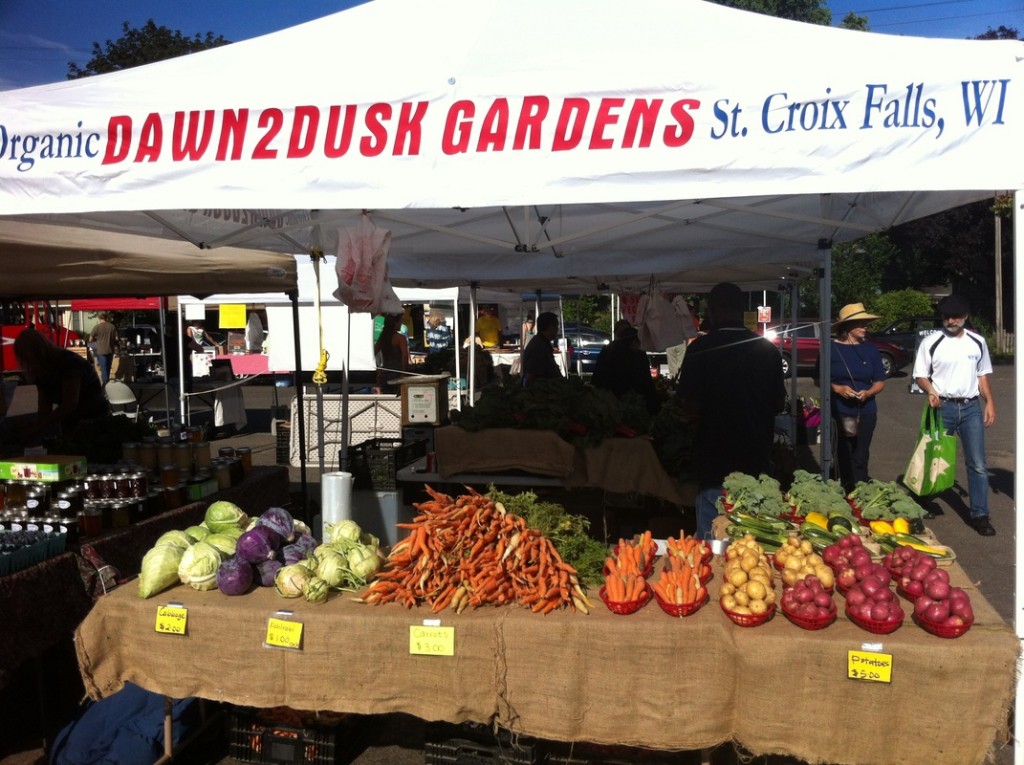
[
  {"left": 431, "top": 426, "right": 691, "bottom": 505},
  {"left": 76, "top": 561, "right": 1017, "bottom": 765}
]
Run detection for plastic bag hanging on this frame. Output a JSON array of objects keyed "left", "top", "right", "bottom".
[{"left": 332, "top": 214, "right": 402, "bottom": 314}]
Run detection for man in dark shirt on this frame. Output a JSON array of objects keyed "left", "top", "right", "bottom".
[
  {"left": 677, "top": 283, "right": 785, "bottom": 538},
  {"left": 592, "top": 325, "right": 658, "bottom": 413},
  {"left": 521, "top": 312, "right": 563, "bottom": 386}
]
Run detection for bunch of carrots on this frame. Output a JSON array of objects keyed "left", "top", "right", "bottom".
[
  {"left": 602, "top": 532, "right": 657, "bottom": 604},
  {"left": 358, "top": 485, "right": 594, "bottom": 615},
  {"left": 652, "top": 533, "right": 711, "bottom": 606}
]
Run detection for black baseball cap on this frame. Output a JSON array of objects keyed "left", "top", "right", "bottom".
[{"left": 937, "top": 294, "right": 970, "bottom": 316}]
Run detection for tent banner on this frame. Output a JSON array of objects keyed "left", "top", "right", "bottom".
[{"left": 0, "top": 0, "right": 1020, "bottom": 216}]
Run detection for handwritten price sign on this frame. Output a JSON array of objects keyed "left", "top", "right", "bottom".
[
  {"left": 848, "top": 650, "right": 892, "bottom": 683},
  {"left": 154, "top": 605, "right": 188, "bottom": 636},
  {"left": 265, "top": 617, "right": 303, "bottom": 650},
  {"left": 409, "top": 625, "right": 455, "bottom": 656}
]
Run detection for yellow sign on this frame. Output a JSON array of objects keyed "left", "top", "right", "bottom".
[
  {"left": 848, "top": 650, "right": 893, "bottom": 683},
  {"left": 155, "top": 605, "right": 188, "bottom": 635},
  {"left": 743, "top": 311, "right": 759, "bottom": 333},
  {"left": 409, "top": 625, "right": 455, "bottom": 656},
  {"left": 219, "top": 304, "right": 246, "bottom": 329},
  {"left": 266, "top": 617, "right": 304, "bottom": 650}
]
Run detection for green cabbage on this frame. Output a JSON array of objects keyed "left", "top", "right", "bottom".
[
  {"left": 203, "top": 532, "right": 238, "bottom": 557},
  {"left": 184, "top": 525, "right": 209, "bottom": 543},
  {"left": 177, "top": 541, "right": 223, "bottom": 591},
  {"left": 155, "top": 530, "right": 192, "bottom": 550},
  {"left": 204, "top": 501, "right": 248, "bottom": 534},
  {"left": 138, "top": 543, "right": 186, "bottom": 598}
]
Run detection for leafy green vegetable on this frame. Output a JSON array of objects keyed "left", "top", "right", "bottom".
[
  {"left": 848, "top": 479, "right": 925, "bottom": 520},
  {"left": 177, "top": 541, "right": 223, "bottom": 591},
  {"left": 720, "top": 472, "right": 786, "bottom": 518},
  {"left": 137, "top": 543, "right": 186, "bottom": 599},
  {"left": 487, "top": 487, "right": 606, "bottom": 587},
  {"left": 204, "top": 501, "right": 248, "bottom": 534},
  {"left": 785, "top": 470, "right": 853, "bottom": 519}
]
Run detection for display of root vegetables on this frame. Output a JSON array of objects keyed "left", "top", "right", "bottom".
[
  {"left": 602, "top": 533, "right": 656, "bottom": 605},
  {"left": 652, "top": 534, "right": 710, "bottom": 606},
  {"left": 358, "top": 486, "right": 593, "bottom": 614}
]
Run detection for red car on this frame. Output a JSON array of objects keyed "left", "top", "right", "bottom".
[{"left": 765, "top": 321, "right": 911, "bottom": 378}]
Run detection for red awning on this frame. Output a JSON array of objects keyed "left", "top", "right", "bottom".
[{"left": 70, "top": 297, "right": 162, "bottom": 311}]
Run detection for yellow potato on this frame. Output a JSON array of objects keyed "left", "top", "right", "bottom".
[
  {"left": 733, "top": 589, "right": 750, "bottom": 607},
  {"left": 721, "top": 593, "right": 738, "bottom": 610},
  {"left": 739, "top": 553, "right": 759, "bottom": 572},
  {"left": 727, "top": 568, "right": 749, "bottom": 588},
  {"left": 731, "top": 605, "right": 752, "bottom": 615},
  {"left": 744, "top": 580, "right": 767, "bottom": 601},
  {"left": 748, "top": 598, "right": 769, "bottom": 614},
  {"left": 800, "top": 540, "right": 814, "bottom": 556},
  {"left": 719, "top": 582, "right": 736, "bottom": 597}
]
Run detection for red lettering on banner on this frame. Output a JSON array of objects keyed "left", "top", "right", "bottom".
[
  {"left": 590, "top": 98, "right": 624, "bottom": 150},
  {"left": 664, "top": 99, "right": 700, "bottom": 147},
  {"left": 553, "top": 98, "right": 589, "bottom": 151},
  {"left": 442, "top": 101, "right": 473, "bottom": 155},
  {"left": 216, "top": 109, "right": 248, "bottom": 161},
  {"left": 135, "top": 113, "right": 163, "bottom": 162},
  {"left": 361, "top": 103, "right": 391, "bottom": 157},
  {"left": 253, "top": 109, "right": 283, "bottom": 159},
  {"left": 103, "top": 116, "right": 132, "bottom": 164},
  {"left": 288, "top": 106, "right": 319, "bottom": 158},
  {"left": 623, "top": 99, "right": 662, "bottom": 148},
  {"left": 172, "top": 111, "right": 215, "bottom": 161},
  {"left": 478, "top": 99, "right": 509, "bottom": 152},
  {"left": 514, "top": 96, "right": 548, "bottom": 150},
  {"left": 394, "top": 102, "right": 427, "bottom": 155},
  {"left": 98, "top": 96, "right": 699, "bottom": 166},
  {"left": 324, "top": 105, "right": 357, "bottom": 158}
]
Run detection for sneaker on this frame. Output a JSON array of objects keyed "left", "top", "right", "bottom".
[{"left": 970, "top": 517, "right": 996, "bottom": 536}]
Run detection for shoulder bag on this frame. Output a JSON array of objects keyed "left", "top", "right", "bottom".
[{"left": 903, "top": 404, "right": 957, "bottom": 497}]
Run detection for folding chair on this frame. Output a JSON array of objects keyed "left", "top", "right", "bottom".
[{"left": 104, "top": 380, "right": 140, "bottom": 421}]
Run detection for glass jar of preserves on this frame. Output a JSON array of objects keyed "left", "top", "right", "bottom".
[
  {"left": 122, "top": 442, "right": 140, "bottom": 465},
  {"left": 193, "top": 441, "right": 212, "bottom": 469},
  {"left": 80, "top": 506, "right": 102, "bottom": 537},
  {"left": 138, "top": 441, "right": 157, "bottom": 471},
  {"left": 211, "top": 459, "right": 232, "bottom": 490},
  {"left": 173, "top": 442, "right": 193, "bottom": 473},
  {"left": 159, "top": 464, "right": 179, "bottom": 489},
  {"left": 235, "top": 447, "right": 252, "bottom": 473}
]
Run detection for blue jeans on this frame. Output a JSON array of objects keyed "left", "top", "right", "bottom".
[
  {"left": 696, "top": 485, "right": 723, "bottom": 541},
  {"left": 941, "top": 398, "right": 989, "bottom": 519},
  {"left": 97, "top": 353, "right": 113, "bottom": 383}
]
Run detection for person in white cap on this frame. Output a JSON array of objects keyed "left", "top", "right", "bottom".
[
  {"left": 826, "top": 303, "right": 886, "bottom": 492},
  {"left": 913, "top": 294, "right": 996, "bottom": 536}
]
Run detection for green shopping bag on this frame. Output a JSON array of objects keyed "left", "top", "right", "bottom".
[{"left": 903, "top": 404, "right": 957, "bottom": 497}]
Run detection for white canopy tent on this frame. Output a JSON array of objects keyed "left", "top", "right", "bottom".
[{"left": 0, "top": 0, "right": 1022, "bottom": 754}]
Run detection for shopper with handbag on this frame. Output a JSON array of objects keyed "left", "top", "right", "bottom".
[
  {"left": 913, "top": 294, "right": 996, "bottom": 536},
  {"left": 825, "top": 303, "right": 886, "bottom": 493}
]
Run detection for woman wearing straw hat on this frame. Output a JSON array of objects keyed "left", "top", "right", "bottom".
[{"left": 827, "top": 303, "right": 887, "bottom": 492}]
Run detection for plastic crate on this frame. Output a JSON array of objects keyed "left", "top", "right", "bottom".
[
  {"left": 227, "top": 707, "right": 346, "bottom": 765},
  {"left": 346, "top": 437, "right": 427, "bottom": 491},
  {"left": 0, "top": 532, "right": 67, "bottom": 576},
  {"left": 425, "top": 721, "right": 539, "bottom": 765}
]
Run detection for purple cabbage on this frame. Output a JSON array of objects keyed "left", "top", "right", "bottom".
[
  {"left": 255, "top": 558, "right": 283, "bottom": 587},
  {"left": 258, "top": 507, "right": 296, "bottom": 542},
  {"left": 216, "top": 555, "right": 255, "bottom": 596},
  {"left": 281, "top": 542, "right": 310, "bottom": 566},
  {"left": 236, "top": 525, "right": 281, "bottom": 564},
  {"left": 292, "top": 533, "right": 318, "bottom": 554}
]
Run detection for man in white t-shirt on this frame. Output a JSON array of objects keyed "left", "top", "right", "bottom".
[{"left": 913, "top": 294, "right": 996, "bottom": 536}]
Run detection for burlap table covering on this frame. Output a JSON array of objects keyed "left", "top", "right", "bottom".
[
  {"left": 435, "top": 426, "right": 577, "bottom": 479},
  {"left": 435, "top": 428, "right": 689, "bottom": 506},
  {"left": 76, "top": 560, "right": 1017, "bottom": 764}
]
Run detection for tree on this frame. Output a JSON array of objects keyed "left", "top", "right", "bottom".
[
  {"left": 709, "top": 0, "right": 830, "bottom": 25},
  {"left": 839, "top": 12, "right": 869, "bottom": 31},
  {"left": 973, "top": 25, "right": 1019, "bottom": 41},
  {"left": 67, "top": 20, "right": 230, "bottom": 79}
]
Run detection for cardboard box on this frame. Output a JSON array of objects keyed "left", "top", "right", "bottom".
[{"left": 0, "top": 455, "right": 87, "bottom": 482}]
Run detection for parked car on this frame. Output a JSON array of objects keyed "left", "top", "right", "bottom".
[
  {"left": 765, "top": 321, "right": 911, "bottom": 378},
  {"left": 869, "top": 315, "right": 945, "bottom": 353},
  {"left": 119, "top": 324, "right": 162, "bottom": 354},
  {"left": 560, "top": 323, "right": 612, "bottom": 375}
]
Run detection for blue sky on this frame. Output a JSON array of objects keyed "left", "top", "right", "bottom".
[{"left": 0, "top": 0, "right": 1021, "bottom": 91}]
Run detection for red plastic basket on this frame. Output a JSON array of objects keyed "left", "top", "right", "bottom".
[
  {"left": 845, "top": 603, "right": 904, "bottom": 634},
  {"left": 720, "top": 600, "right": 775, "bottom": 627},
  {"left": 606, "top": 544, "right": 656, "bottom": 578},
  {"left": 653, "top": 587, "right": 708, "bottom": 617},
  {"left": 599, "top": 584, "right": 651, "bottom": 615},
  {"left": 782, "top": 603, "right": 836, "bottom": 631},
  {"left": 913, "top": 612, "right": 974, "bottom": 638}
]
